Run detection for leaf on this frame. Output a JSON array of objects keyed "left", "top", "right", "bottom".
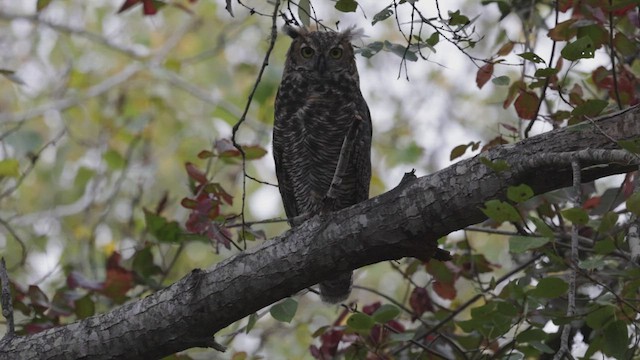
[
  {"left": 586, "top": 306, "right": 615, "bottom": 329},
  {"left": 225, "top": 0, "right": 233, "bottom": 16},
  {"left": 270, "top": 298, "right": 298, "bottom": 323},
  {"left": 28, "top": 285, "right": 50, "bottom": 312},
  {"left": 246, "top": 313, "right": 258, "bottom": 333},
  {"left": 372, "top": 6, "right": 393, "bottom": 26},
  {"left": 347, "top": 313, "right": 375, "bottom": 332},
  {"left": 448, "top": 10, "right": 470, "bottom": 26},
  {"left": 561, "top": 36, "right": 595, "bottom": 61},
  {"left": 598, "top": 211, "right": 618, "bottom": 233},
  {"left": 529, "top": 217, "right": 555, "bottom": 238},
  {"left": 75, "top": 295, "right": 95, "bottom": 319},
  {"left": 476, "top": 63, "right": 493, "bottom": 89},
  {"left": 104, "top": 150, "right": 125, "bottom": 170},
  {"left": 497, "top": 41, "right": 514, "bottom": 56},
  {"left": 516, "top": 329, "right": 548, "bottom": 342},
  {"left": 481, "top": 200, "right": 521, "bottom": 223},
  {"left": 0, "top": 159, "right": 19, "bottom": 177},
  {"left": 618, "top": 138, "right": 640, "bottom": 154},
  {"left": 547, "top": 19, "right": 577, "bottom": 41},
  {"left": 578, "top": 255, "right": 606, "bottom": 270},
  {"left": 602, "top": 320, "right": 629, "bottom": 359},
  {"left": 298, "top": 0, "right": 310, "bottom": 27},
  {"left": 185, "top": 162, "right": 208, "bottom": 184},
  {"left": 509, "top": 236, "right": 550, "bottom": 254},
  {"left": 529, "top": 277, "right": 568, "bottom": 298},
  {"left": 132, "top": 247, "right": 162, "bottom": 278},
  {"left": 197, "top": 150, "right": 214, "bottom": 159},
  {"left": 492, "top": 75, "right": 510, "bottom": 86},
  {"left": 514, "top": 90, "right": 540, "bottom": 120},
  {"left": 243, "top": 145, "right": 267, "bottom": 160},
  {"left": 571, "top": 99, "right": 607, "bottom": 118},
  {"left": 372, "top": 304, "right": 400, "bottom": 323},
  {"left": 561, "top": 207, "right": 589, "bottom": 225},
  {"left": 37, "top": 0, "right": 53, "bottom": 12},
  {"left": 534, "top": 67, "right": 559, "bottom": 78},
  {"left": 614, "top": 33, "right": 637, "bottom": 57},
  {"left": 409, "top": 287, "right": 433, "bottom": 320},
  {"left": 335, "top": 0, "right": 357, "bottom": 12},
  {"left": 626, "top": 192, "right": 640, "bottom": 216},
  {"left": 450, "top": 144, "right": 469, "bottom": 161},
  {"left": 433, "top": 280, "right": 456, "bottom": 300},
  {"left": 426, "top": 32, "right": 440, "bottom": 47},
  {"left": 507, "top": 184, "right": 534, "bottom": 203},
  {"left": 144, "top": 209, "right": 182, "bottom": 243},
  {"left": 384, "top": 41, "right": 418, "bottom": 62},
  {"left": 517, "top": 52, "right": 545, "bottom": 64},
  {"left": 479, "top": 157, "right": 510, "bottom": 172}
]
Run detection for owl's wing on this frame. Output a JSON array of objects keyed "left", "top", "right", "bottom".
[
  {"left": 354, "top": 100, "right": 373, "bottom": 203},
  {"left": 273, "top": 124, "right": 300, "bottom": 221}
]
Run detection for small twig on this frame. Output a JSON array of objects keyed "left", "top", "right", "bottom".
[
  {"left": 608, "top": 0, "right": 623, "bottom": 110},
  {"left": 231, "top": 0, "right": 281, "bottom": 249},
  {"left": 555, "top": 159, "right": 581, "bottom": 360},
  {"left": 0, "top": 258, "right": 15, "bottom": 339}
]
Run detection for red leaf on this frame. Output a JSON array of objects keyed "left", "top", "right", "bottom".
[
  {"left": 558, "top": 0, "right": 573, "bottom": 12},
  {"left": 514, "top": 90, "right": 540, "bottom": 120},
  {"left": 185, "top": 162, "right": 208, "bottom": 184},
  {"left": 362, "top": 301, "right": 381, "bottom": 315},
  {"left": 433, "top": 280, "right": 457, "bottom": 300},
  {"left": 409, "top": 287, "right": 434, "bottom": 320},
  {"left": 476, "top": 63, "right": 494, "bottom": 89},
  {"left": 583, "top": 196, "right": 602, "bottom": 210},
  {"left": 101, "top": 252, "right": 134, "bottom": 301},
  {"left": 28, "top": 285, "right": 50, "bottom": 313},
  {"left": 142, "top": 0, "right": 159, "bottom": 15}
]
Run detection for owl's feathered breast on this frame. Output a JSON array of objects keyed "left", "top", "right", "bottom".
[{"left": 273, "top": 71, "right": 371, "bottom": 219}]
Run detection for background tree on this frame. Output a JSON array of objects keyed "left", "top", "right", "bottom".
[{"left": 0, "top": 0, "right": 639, "bottom": 359}]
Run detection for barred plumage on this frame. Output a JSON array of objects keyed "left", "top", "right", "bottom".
[{"left": 273, "top": 27, "right": 372, "bottom": 303}]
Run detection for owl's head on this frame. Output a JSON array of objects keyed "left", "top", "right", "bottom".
[{"left": 282, "top": 26, "right": 362, "bottom": 78}]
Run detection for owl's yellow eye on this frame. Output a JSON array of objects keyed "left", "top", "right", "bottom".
[
  {"left": 300, "top": 46, "right": 315, "bottom": 58},
  {"left": 329, "top": 47, "right": 343, "bottom": 59}
]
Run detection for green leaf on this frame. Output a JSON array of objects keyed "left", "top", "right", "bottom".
[
  {"left": 586, "top": 306, "right": 615, "bottom": 330},
  {"left": 529, "top": 277, "right": 568, "bottom": 298},
  {"left": 74, "top": 294, "right": 95, "bottom": 319},
  {"left": 385, "top": 41, "right": 418, "bottom": 62},
  {"left": 602, "top": 320, "right": 629, "bottom": 359},
  {"left": 335, "top": 0, "right": 357, "bottom": 12},
  {"left": 534, "top": 67, "right": 559, "bottom": 78},
  {"left": 74, "top": 167, "right": 95, "bottom": 189},
  {"left": 347, "top": 313, "right": 375, "bottom": 332},
  {"left": 426, "top": 32, "right": 440, "bottom": 47},
  {"left": 618, "top": 138, "right": 640, "bottom": 154},
  {"left": 509, "top": 236, "right": 550, "bottom": 254},
  {"left": 627, "top": 192, "right": 640, "bottom": 216},
  {"left": 594, "top": 238, "right": 615, "bottom": 254},
  {"left": 517, "top": 52, "right": 545, "bottom": 64},
  {"left": 516, "top": 328, "right": 548, "bottom": 342},
  {"left": 246, "top": 312, "right": 258, "bottom": 333},
  {"left": 132, "top": 247, "right": 162, "bottom": 278},
  {"left": 492, "top": 75, "right": 510, "bottom": 86},
  {"left": 372, "top": 5, "right": 393, "bottom": 25},
  {"left": 481, "top": 200, "right": 521, "bottom": 223},
  {"left": 448, "top": 10, "right": 469, "bottom": 26},
  {"left": 372, "top": 304, "right": 401, "bottom": 323},
  {"left": 144, "top": 209, "right": 182, "bottom": 243},
  {"left": 572, "top": 99, "right": 607, "bottom": 117},
  {"left": 270, "top": 298, "right": 298, "bottom": 323},
  {"left": 598, "top": 211, "right": 618, "bottom": 233},
  {"left": 450, "top": 144, "right": 469, "bottom": 161},
  {"left": 529, "top": 217, "right": 555, "bottom": 238},
  {"left": 104, "top": 149, "right": 125, "bottom": 170},
  {"left": 561, "top": 36, "right": 595, "bottom": 61},
  {"left": 479, "top": 157, "right": 510, "bottom": 172},
  {"left": 507, "top": 184, "right": 534, "bottom": 203},
  {"left": 243, "top": 145, "right": 267, "bottom": 160},
  {"left": 298, "top": 0, "right": 310, "bottom": 27},
  {"left": 0, "top": 159, "right": 19, "bottom": 178},
  {"left": 358, "top": 41, "right": 384, "bottom": 58},
  {"left": 561, "top": 207, "right": 589, "bottom": 225},
  {"left": 578, "top": 255, "right": 606, "bottom": 270},
  {"left": 37, "top": 0, "right": 53, "bottom": 12}
]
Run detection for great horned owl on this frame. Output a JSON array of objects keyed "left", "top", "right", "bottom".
[{"left": 273, "top": 26, "right": 372, "bottom": 303}]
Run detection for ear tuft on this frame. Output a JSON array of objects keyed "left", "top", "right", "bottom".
[
  {"left": 282, "top": 25, "right": 308, "bottom": 39},
  {"left": 339, "top": 26, "right": 365, "bottom": 42}
]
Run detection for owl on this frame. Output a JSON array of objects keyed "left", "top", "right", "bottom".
[{"left": 273, "top": 26, "right": 372, "bottom": 303}]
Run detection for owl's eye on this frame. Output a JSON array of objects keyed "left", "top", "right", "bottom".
[
  {"left": 300, "top": 46, "right": 315, "bottom": 58},
  {"left": 329, "top": 47, "right": 343, "bottom": 59}
]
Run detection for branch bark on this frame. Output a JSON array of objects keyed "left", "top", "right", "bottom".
[{"left": 2, "top": 107, "right": 639, "bottom": 359}]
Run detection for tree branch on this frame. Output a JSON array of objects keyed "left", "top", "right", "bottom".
[{"left": 1, "top": 107, "right": 639, "bottom": 359}]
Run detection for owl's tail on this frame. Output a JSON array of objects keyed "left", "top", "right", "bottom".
[{"left": 319, "top": 272, "right": 352, "bottom": 304}]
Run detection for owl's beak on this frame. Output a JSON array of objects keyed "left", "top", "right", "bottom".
[{"left": 315, "top": 55, "right": 327, "bottom": 74}]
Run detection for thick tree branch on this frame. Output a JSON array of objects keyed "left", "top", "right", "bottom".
[{"left": 1, "top": 107, "right": 639, "bottom": 359}]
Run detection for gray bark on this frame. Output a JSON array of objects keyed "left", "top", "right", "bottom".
[{"left": 1, "top": 106, "right": 639, "bottom": 359}]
